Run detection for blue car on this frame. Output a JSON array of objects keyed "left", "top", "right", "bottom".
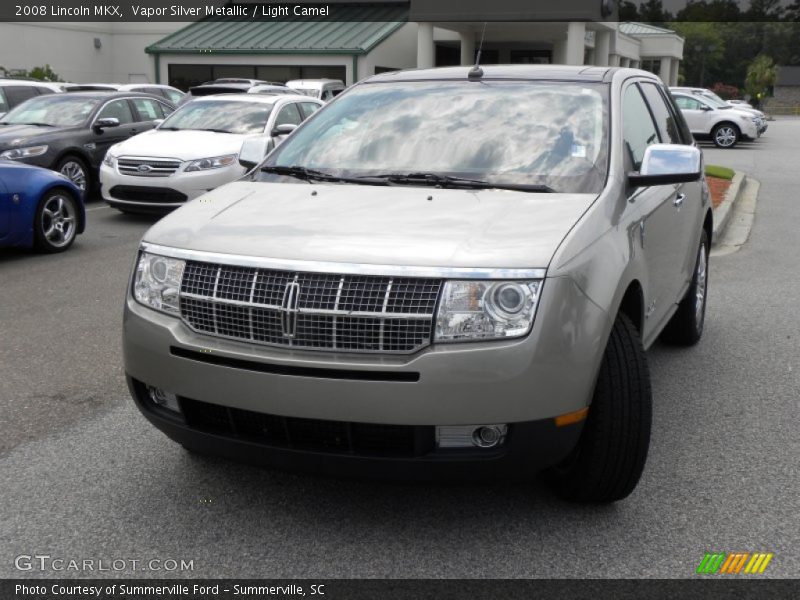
[{"left": 0, "top": 159, "right": 85, "bottom": 252}]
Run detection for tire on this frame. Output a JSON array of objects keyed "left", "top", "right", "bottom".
[
  {"left": 33, "top": 188, "right": 80, "bottom": 253},
  {"left": 55, "top": 155, "right": 91, "bottom": 192},
  {"left": 661, "top": 230, "right": 709, "bottom": 346},
  {"left": 547, "top": 313, "right": 652, "bottom": 503},
  {"left": 712, "top": 122, "right": 739, "bottom": 148}
]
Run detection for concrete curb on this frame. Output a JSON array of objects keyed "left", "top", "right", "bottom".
[{"left": 712, "top": 171, "right": 746, "bottom": 245}]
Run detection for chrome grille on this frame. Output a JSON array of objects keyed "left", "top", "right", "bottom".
[
  {"left": 179, "top": 261, "right": 442, "bottom": 353},
  {"left": 118, "top": 157, "right": 181, "bottom": 177}
]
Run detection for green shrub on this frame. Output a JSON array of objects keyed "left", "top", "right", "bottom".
[{"left": 705, "top": 165, "right": 735, "bottom": 180}]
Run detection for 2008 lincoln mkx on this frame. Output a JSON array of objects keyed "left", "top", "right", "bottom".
[{"left": 123, "top": 65, "right": 711, "bottom": 502}]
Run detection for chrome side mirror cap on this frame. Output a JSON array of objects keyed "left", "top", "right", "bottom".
[{"left": 628, "top": 144, "right": 702, "bottom": 187}]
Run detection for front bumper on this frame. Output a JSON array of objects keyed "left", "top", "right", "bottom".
[
  {"left": 100, "top": 162, "right": 244, "bottom": 209},
  {"left": 123, "top": 274, "right": 609, "bottom": 476}
]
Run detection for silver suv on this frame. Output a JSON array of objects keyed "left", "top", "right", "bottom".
[{"left": 124, "top": 66, "right": 711, "bottom": 503}]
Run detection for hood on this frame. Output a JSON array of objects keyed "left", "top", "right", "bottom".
[
  {"left": 0, "top": 124, "right": 68, "bottom": 147},
  {"left": 143, "top": 182, "right": 597, "bottom": 270},
  {"left": 110, "top": 129, "right": 251, "bottom": 161}
]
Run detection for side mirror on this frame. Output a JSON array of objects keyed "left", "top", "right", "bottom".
[
  {"left": 701, "top": 105, "right": 713, "bottom": 111},
  {"left": 238, "top": 136, "right": 272, "bottom": 170},
  {"left": 628, "top": 144, "right": 702, "bottom": 187},
  {"left": 94, "top": 117, "right": 120, "bottom": 130},
  {"left": 271, "top": 123, "right": 297, "bottom": 137}
]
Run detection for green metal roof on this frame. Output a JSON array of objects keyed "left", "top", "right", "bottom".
[
  {"left": 619, "top": 22, "right": 678, "bottom": 36},
  {"left": 146, "top": 5, "right": 408, "bottom": 55}
]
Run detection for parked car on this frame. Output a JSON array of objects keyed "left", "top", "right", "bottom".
[
  {"left": 670, "top": 86, "right": 767, "bottom": 135},
  {"left": 671, "top": 92, "right": 760, "bottom": 148},
  {"left": 123, "top": 65, "right": 711, "bottom": 503},
  {"left": 247, "top": 85, "right": 299, "bottom": 96},
  {"left": 64, "top": 83, "right": 185, "bottom": 105},
  {"left": 727, "top": 99, "right": 755, "bottom": 109},
  {"left": 0, "top": 158, "right": 85, "bottom": 252},
  {"left": 101, "top": 93, "right": 323, "bottom": 214},
  {"left": 183, "top": 81, "right": 289, "bottom": 104},
  {"left": 0, "top": 79, "right": 62, "bottom": 119},
  {"left": 286, "top": 79, "right": 346, "bottom": 102},
  {"left": 0, "top": 91, "right": 175, "bottom": 192}
]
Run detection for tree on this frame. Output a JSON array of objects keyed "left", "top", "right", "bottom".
[
  {"left": 0, "top": 64, "right": 62, "bottom": 82},
  {"left": 670, "top": 22, "right": 725, "bottom": 87},
  {"left": 745, "top": 54, "right": 778, "bottom": 108}
]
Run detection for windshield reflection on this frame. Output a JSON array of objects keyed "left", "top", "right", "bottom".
[{"left": 263, "top": 81, "right": 609, "bottom": 193}]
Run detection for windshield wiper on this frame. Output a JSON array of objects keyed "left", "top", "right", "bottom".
[
  {"left": 260, "top": 165, "right": 383, "bottom": 185},
  {"left": 363, "top": 172, "right": 556, "bottom": 193},
  {"left": 12, "top": 122, "right": 55, "bottom": 127},
  {"left": 194, "top": 128, "right": 233, "bottom": 134}
]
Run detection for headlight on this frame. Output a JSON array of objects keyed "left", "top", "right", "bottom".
[
  {"left": 102, "top": 152, "right": 117, "bottom": 168},
  {"left": 0, "top": 145, "right": 48, "bottom": 159},
  {"left": 133, "top": 252, "right": 185, "bottom": 315},
  {"left": 435, "top": 280, "right": 541, "bottom": 342},
  {"left": 184, "top": 154, "right": 237, "bottom": 172}
]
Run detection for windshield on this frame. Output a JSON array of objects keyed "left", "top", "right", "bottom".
[
  {"left": 262, "top": 80, "right": 609, "bottom": 193},
  {"left": 699, "top": 94, "right": 729, "bottom": 108},
  {"left": 1, "top": 95, "right": 99, "bottom": 127},
  {"left": 159, "top": 99, "right": 273, "bottom": 134}
]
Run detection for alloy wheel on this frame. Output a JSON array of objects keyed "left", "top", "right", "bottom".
[
  {"left": 41, "top": 194, "right": 77, "bottom": 248},
  {"left": 60, "top": 161, "right": 87, "bottom": 191}
]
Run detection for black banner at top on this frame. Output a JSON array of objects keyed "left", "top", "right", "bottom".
[{"left": 0, "top": 0, "right": 798, "bottom": 23}]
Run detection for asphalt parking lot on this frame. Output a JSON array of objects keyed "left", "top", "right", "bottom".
[{"left": 1, "top": 121, "right": 798, "bottom": 579}]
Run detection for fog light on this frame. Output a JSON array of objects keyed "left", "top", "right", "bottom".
[
  {"left": 146, "top": 386, "right": 181, "bottom": 413},
  {"left": 473, "top": 425, "right": 505, "bottom": 448},
  {"left": 436, "top": 424, "right": 508, "bottom": 449}
]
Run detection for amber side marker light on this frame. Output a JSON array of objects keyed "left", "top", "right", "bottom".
[{"left": 554, "top": 407, "right": 589, "bottom": 427}]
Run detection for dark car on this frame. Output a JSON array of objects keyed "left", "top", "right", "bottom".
[{"left": 0, "top": 92, "right": 175, "bottom": 192}]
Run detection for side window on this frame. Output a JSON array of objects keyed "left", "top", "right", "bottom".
[
  {"left": 4, "top": 85, "right": 39, "bottom": 108},
  {"left": 639, "top": 83, "right": 683, "bottom": 144},
  {"left": 274, "top": 103, "right": 303, "bottom": 127},
  {"left": 299, "top": 102, "right": 321, "bottom": 119},
  {"left": 674, "top": 95, "right": 702, "bottom": 111},
  {"left": 0, "top": 88, "right": 8, "bottom": 114},
  {"left": 131, "top": 98, "right": 164, "bottom": 121},
  {"left": 622, "top": 84, "right": 660, "bottom": 170},
  {"left": 158, "top": 101, "right": 175, "bottom": 117},
  {"left": 97, "top": 99, "right": 134, "bottom": 125},
  {"left": 322, "top": 90, "right": 333, "bottom": 102},
  {"left": 164, "top": 89, "right": 184, "bottom": 104}
]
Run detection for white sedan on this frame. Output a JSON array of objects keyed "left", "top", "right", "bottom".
[{"left": 100, "top": 94, "right": 323, "bottom": 214}]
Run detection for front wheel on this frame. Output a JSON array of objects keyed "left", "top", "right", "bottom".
[
  {"left": 661, "top": 230, "right": 709, "bottom": 346},
  {"left": 547, "top": 313, "right": 652, "bottom": 503},
  {"left": 56, "top": 155, "right": 91, "bottom": 192},
  {"left": 712, "top": 123, "right": 739, "bottom": 148},
  {"left": 34, "top": 189, "right": 79, "bottom": 253}
]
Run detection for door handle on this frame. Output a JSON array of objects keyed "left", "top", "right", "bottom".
[{"left": 673, "top": 192, "right": 685, "bottom": 207}]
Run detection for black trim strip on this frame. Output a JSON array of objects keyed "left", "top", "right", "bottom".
[{"left": 170, "top": 346, "right": 420, "bottom": 382}]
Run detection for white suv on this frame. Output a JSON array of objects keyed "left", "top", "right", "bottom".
[
  {"left": 671, "top": 86, "right": 767, "bottom": 136},
  {"left": 671, "top": 92, "right": 760, "bottom": 148},
  {"left": 100, "top": 94, "right": 323, "bottom": 213}
]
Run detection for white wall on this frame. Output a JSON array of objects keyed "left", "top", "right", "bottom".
[
  {"left": 359, "top": 23, "right": 418, "bottom": 81},
  {"left": 0, "top": 22, "right": 183, "bottom": 83}
]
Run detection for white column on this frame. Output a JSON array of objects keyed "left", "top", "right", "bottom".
[
  {"left": 594, "top": 30, "right": 611, "bottom": 66},
  {"left": 564, "top": 21, "right": 586, "bottom": 65},
  {"left": 670, "top": 60, "right": 680, "bottom": 86},
  {"left": 659, "top": 57, "right": 672, "bottom": 84},
  {"left": 609, "top": 54, "right": 621, "bottom": 67},
  {"left": 620, "top": 57, "right": 630, "bottom": 68},
  {"left": 417, "top": 22, "right": 435, "bottom": 69},
  {"left": 459, "top": 31, "right": 475, "bottom": 66}
]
